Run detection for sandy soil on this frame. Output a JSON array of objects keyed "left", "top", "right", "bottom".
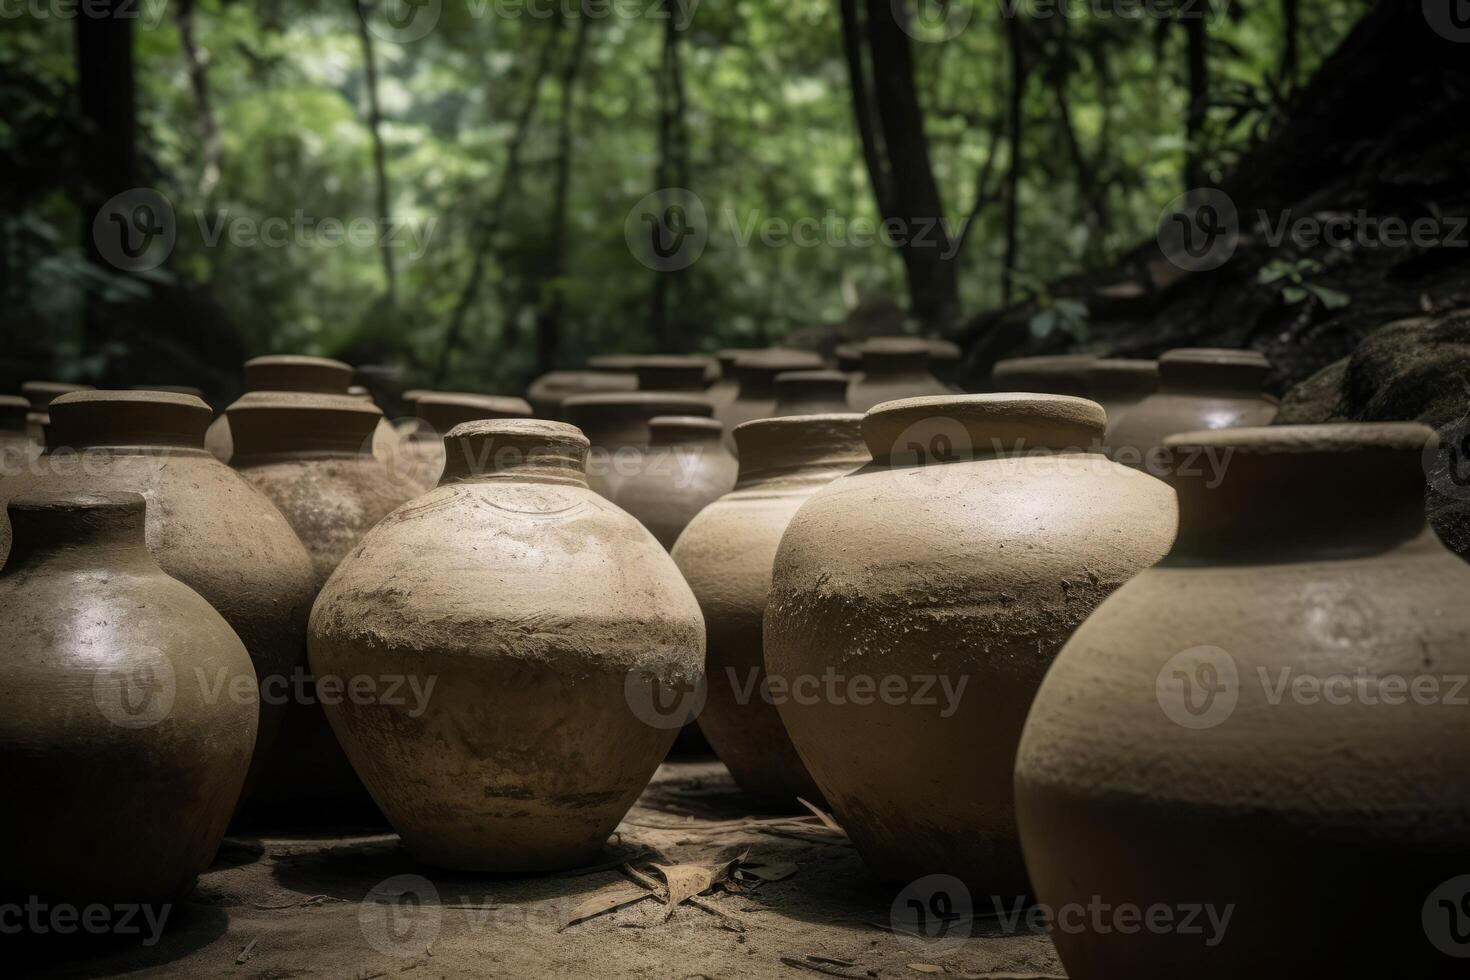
[{"left": 19, "top": 761, "right": 1064, "bottom": 979}]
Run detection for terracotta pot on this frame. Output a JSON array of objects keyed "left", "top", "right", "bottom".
[
  {"left": 673, "top": 414, "right": 868, "bottom": 809},
  {"left": 606, "top": 415, "right": 737, "bottom": 550},
  {"left": 859, "top": 335, "right": 963, "bottom": 387},
  {"left": 22, "top": 380, "right": 93, "bottom": 444},
  {"left": 0, "top": 395, "right": 39, "bottom": 476},
  {"left": 990, "top": 354, "right": 1095, "bottom": 397},
  {"left": 563, "top": 392, "right": 714, "bottom": 499},
  {"left": 228, "top": 393, "right": 423, "bottom": 823},
  {"left": 630, "top": 355, "right": 710, "bottom": 394},
  {"left": 309, "top": 419, "right": 705, "bottom": 871},
  {"left": 0, "top": 491, "right": 257, "bottom": 908},
  {"left": 847, "top": 338, "right": 953, "bottom": 411},
  {"left": 525, "top": 370, "right": 637, "bottom": 420},
  {"left": 717, "top": 350, "right": 826, "bottom": 448},
  {"left": 709, "top": 348, "right": 767, "bottom": 409},
  {"left": 1015, "top": 423, "right": 1470, "bottom": 978},
  {"left": 0, "top": 390, "right": 316, "bottom": 798},
  {"left": 398, "top": 391, "right": 533, "bottom": 490},
  {"left": 834, "top": 342, "right": 862, "bottom": 372},
  {"left": 774, "top": 370, "right": 852, "bottom": 417},
  {"left": 1107, "top": 348, "right": 1277, "bottom": 468},
  {"left": 764, "top": 394, "right": 1176, "bottom": 892},
  {"left": 1085, "top": 358, "right": 1157, "bottom": 439}
]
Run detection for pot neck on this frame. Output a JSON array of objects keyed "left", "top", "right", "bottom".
[
  {"left": 0, "top": 396, "right": 29, "bottom": 436},
  {"left": 733, "top": 414, "right": 868, "bottom": 489},
  {"left": 1087, "top": 359, "right": 1158, "bottom": 401},
  {"left": 1158, "top": 348, "right": 1269, "bottom": 395},
  {"left": 227, "top": 392, "right": 381, "bottom": 459},
  {"left": 414, "top": 393, "right": 532, "bottom": 438},
  {"left": 649, "top": 415, "right": 725, "bottom": 448},
  {"left": 3, "top": 491, "right": 156, "bottom": 573},
  {"left": 243, "top": 355, "right": 353, "bottom": 394},
  {"left": 735, "top": 352, "right": 824, "bottom": 398},
  {"left": 860, "top": 349, "right": 931, "bottom": 378},
  {"left": 564, "top": 393, "right": 713, "bottom": 449},
  {"left": 633, "top": 358, "right": 709, "bottom": 393},
  {"left": 773, "top": 371, "right": 851, "bottom": 414},
  {"left": 439, "top": 419, "right": 591, "bottom": 488},
  {"left": 45, "top": 390, "right": 212, "bottom": 451},
  {"left": 861, "top": 393, "right": 1106, "bottom": 465},
  {"left": 1164, "top": 423, "right": 1432, "bottom": 562}
]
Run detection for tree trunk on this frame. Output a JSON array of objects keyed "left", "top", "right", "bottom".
[
  {"left": 1001, "top": 10, "right": 1027, "bottom": 305},
  {"left": 176, "top": 0, "right": 221, "bottom": 198},
  {"left": 650, "top": 2, "right": 689, "bottom": 351},
  {"left": 1280, "top": 0, "right": 1299, "bottom": 91},
  {"left": 353, "top": 0, "right": 397, "bottom": 308},
  {"left": 1182, "top": 7, "right": 1209, "bottom": 188}
]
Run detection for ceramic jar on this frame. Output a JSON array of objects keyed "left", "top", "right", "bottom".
[
  {"left": 764, "top": 394, "right": 1176, "bottom": 892},
  {"left": 608, "top": 415, "right": 737, "bottom": 550},
  {"left": 398, "top": 392, "right": 533, "bottom": 490},
  {"left": 228, "top": 392, "right": 423, "bottom": 822},
  {"left": 525, "top": 370, "right": 637, "bottom": 420},
  {"left": 855, "top": 336, "right": 963, "bottom": 387},
  {"left": 709, "top": 348, "right": 767, "bottom": 409},
  {"left": 631, "top": 355, "right": 711, "bottom": 394},
  {"left": 847, "top": 338, "right": 953, "bottom": 411},
  {"left": 717, "top": 351, "right": 826, "bottom": 448},
  {"left": 1107, "top": 348, "right": 1277, "bottom": 469},
  {"left": 991, "top": 354, "right": 1095, "bottom": 397},
  {"left": 22, "top": 380, "right": 93, "bottom": 444},
  {"left": 1, "top": 390, "right": 316, "bottom": 794},
  {"left": 0, "top": 395, "right": 38, "bottom": 476},
  {"left": 0, "top": 491, "right": 257, "bottom": 907},
  {"left": 563, "top": 392, "right": 714, "bottom": 499},
  {"left": 774, "top": 371, "right": 853, "bottom": 416},
  {"left": 1085, "top": 358, "right": 1158, "bottom": 441},
  {"left": 309, "top": 419, "right": 705, "bottom": 871},
  {"left": 673, "top": 414, "right": 869, "bottom": 809},
  {"left": 1015, "top": 423, "right": 1470, "bottom": 978}
]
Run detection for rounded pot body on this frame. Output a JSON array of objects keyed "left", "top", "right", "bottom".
[
  {"left": 1015, "top": 423, "right": 1470, "bottom": 978},
  {"left": 1107, "top": 348, "right": 1276, "bottom": 465},
  {"left": 0, "top": 391, "right": 316, "bottom": 797},
  {"left": 0, "top": 492, "right": 257, "bottom": 907},
  {"left": 616, "top": 415, "right": 737, "bottom": 550},
  {"left": 672, "top": 414, "right": 868, "bottom": 809},
  {"left": 564, "top": 392, "right": 714, "bottom": 499},
  {"left": 308, "top": 420, "right": 705, "bottom": 871},
  {"left": 765, "top": 394, "right": 1176, "bottom": 893},
  {"left": 1086, "top": 358, "right": 1158, "bottom": 437}
]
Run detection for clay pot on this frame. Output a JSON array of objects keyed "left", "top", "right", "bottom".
[
  {"left": 207, "top": 355, "right": 402, "bottom": 466},
  {"left": 608, "top": 415, "right": 737, "bottom": 550},
  {"left": 709, "top": 348, "right": 767, "bottom": 409},
  {"left": 0, "top": 395, "right": 39, "bottom": 476},
  {"left": 1085, "top": 358, "right": 1157, "bottom": 439},
  {"left": 858, "top": 335, "right": 963, "bottom": 387},
  {"left": 631, "top": 355, "right": 710, "bottom": 393},
  {"left": 398, "top": 391, "right": 533, "bottom": 490},
  {"left": 764, "top": 394, "right": 1176, "bottom": 892},
  {"left": 673, "top": 414, "right": 868, "bottom": 809},
  {"left": 228, "top": 393, "right": 423, "bottom": 823},
  {"left": 1107, "top": 348, "right": 1277, "bottom": 468},
  {"left": 0, "top": 390, "right": 316, "bottom": 797},
  {"left": 774, "top": 370, "right": 853, "bottom": 417},
  {"left": 847, "top": 338, "right": 953, "bottom": 411},
  {"left": 0, "top": 491, "right": 257, "bottom": 908},
  {"left": 22, "top": 380, "right": 93, "bottom": 444},
  {"left": 834, "top": 342, "right": 862, "bottom": 372},
  {"left": 309, "top": 419, "right": 705, "bottom": 871},
  {"left": 563, "top": 392, "right": 714, "bottom": 499},
  {"left": 525, "top": 370, "right": 637, "bottom": 420},
  {"left": 717, "top": 350, "right": 826, "bottom": 448},
  {"left": 1015, "top": 423, "right": 1470, "bottom": 978},
  {"left": 990, "top": 354, "right": 1095, "bottom": 397}
]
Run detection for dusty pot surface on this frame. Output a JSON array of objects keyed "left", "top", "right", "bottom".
[
  {"left": 990, "top": 354, "right": 1095, "bottom": 397},
  {"left": 563, "top": 391, "right": 714, "bottom": 498},
  {"left": 1, "top": 390, "right": 316, "bottom": 798},
  {"left": 631, "top": 355, "right": 711, "bottom": 394},
  {"left": 774, "top": 370, "right": 853, "bottom": 417},
  {"left": 309, "top": 420, "right": 705, "bottom": 871},
  {"left": 765, "top": 394, "right": 1176, "bottom": 892},
  {"left": 397, "top": 391, "right": 533, "bottom": 490},
  {"left": 22, "top": 380, "right": 93, "bottom": 444},
  {"left": 847, "top": 338, "right": 953, "bottom": 411},
  {"left": 1086, "top": 358, "right": 1158, "bottom": 437},
  {"left": 611, "top": 415, "right": 737, "bottom": 550},
  {"left": 717, "top": 350, "right": 826, "bottom": 448},
  {"left": 0, "top": 491, "right": 257, "bottom": 907},
  {"left": 525, "top": 370, "right": 637, "bottom": 420},
  {"left": 672, "top": 414, "right": 868, "bottom": 810},
  {"left": 1107, "top": 348, "right": 1277, "bottom": 467},
  {"left": 1015, "top": 423, "right": 1470, "bottom": 977},
  {"left": 228, "top": 392, "right": 423, "bottom": 823}
]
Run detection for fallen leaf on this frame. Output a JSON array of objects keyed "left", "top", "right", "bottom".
[
  {"left": 796, "top": 797, "right": 845, "bottom": 833},
  {"left": 234, "top": 938, "right": 258, "bottom": 965},
  {"left": 556, "top": 881, "right": 655, "bottom": 932},
  {"left": 743, "top": 861, "right": 799, "bottom": 882}
]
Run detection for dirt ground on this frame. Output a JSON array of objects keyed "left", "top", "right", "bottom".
[{"left": 21, "top": 760, "right": 1064, "bottom": 979}]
